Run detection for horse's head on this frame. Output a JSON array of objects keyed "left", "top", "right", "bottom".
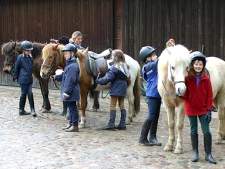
[
  {"left": 40, "top": 44, "right": 64, "bottom": 79},
  {"left": 1, "top": 41, "right": 22, "bottom": 74},
  {"left": 166, "top": 45, "right": 191, "bottom": 96}
]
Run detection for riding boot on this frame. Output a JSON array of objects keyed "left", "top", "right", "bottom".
[
  {"left": 204, "top": 133, "right": 217, "bottom": 164},
  {"left": 139, "top": 119, "right": 152, "bottom": 146},
  {"left": 116, "top": 109, "right": 126, "bottom": 130},
  {"left": 61, "top": 101, "right": 67, "bottom": 116},
  {"left": 28, "top": 93, "right": 37, "bottom": 117},
  {"left": 149, "top": 116, "right": 161, "bottom": 146},
  {"left": 19, "top": 94, "right": 30, "bottom": 116},
  {"left": 65, "top": 123, "right": 79, "bottom": 132},
  {"left": 102, "top": 110, "right": 116, "bottom": 130},
  {"left": 191, "top": 134, "right": 199, "bottom": 162}
]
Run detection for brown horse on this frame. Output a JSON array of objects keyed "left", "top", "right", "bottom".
[
  {"left": 1, "top": 41, "right": 51, "bottom": 112},
  {"left": 40, "top": 44, "right": 141, "bottom": 128}
]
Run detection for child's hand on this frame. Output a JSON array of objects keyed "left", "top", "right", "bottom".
[
  {"left": 206, "top": 111, "right": 212, "bottom": 123},
  {"left": 63, "top": 93, "right": 70, "bottom": 100}
]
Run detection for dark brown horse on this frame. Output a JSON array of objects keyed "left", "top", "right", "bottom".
[
  {"left": 40, "top": 44, "right": 141, "bottom": 128},
  {"left": 1, "top": 41, "right": 51, "bottom": 112}
]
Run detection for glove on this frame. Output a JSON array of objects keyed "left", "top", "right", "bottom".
[
  {"left": 55, "top": 69, "right": 64, "bottom": 76},
  {"left": 63, "top": 93, "right": 70, "bottom": 100},
  {"left": 206, "top": 111, "right": 212, "bottom": 124}
]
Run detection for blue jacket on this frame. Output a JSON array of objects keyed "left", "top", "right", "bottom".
[
  {"left": 55, "top": 57, "right": 80, "bottom": 101},
  {"left": 14, "top": 54, "right": 33, "bottom": 84},
  {"left": 96, "top": 65, "right": 128, "bottom": 97},
  {"left": 142, "top": 60, "right": 161, "bottom": 98}
]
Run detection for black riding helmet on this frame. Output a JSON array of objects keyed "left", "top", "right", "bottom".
[
  {"left": 62, "top": 43, "right": 77, "bottom": 53},
  {"left": 21, "top": 40, "right": 33, "bottom": 51},
  {"left": 190, "top": 51, "right": 206, "bottom": 67},
  {"left": 139, "top": 46, "right": 156, "bottom": 62}
]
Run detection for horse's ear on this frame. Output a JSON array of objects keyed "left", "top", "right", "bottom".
[
  {"left": 83, "top": 47, "right": 89, "bottom": 55},
  {"left": 53, "top": 44, "right": 59, "bottom": 51}
]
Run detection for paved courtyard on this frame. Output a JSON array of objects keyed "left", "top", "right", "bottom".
[{"left": 0, "top": 86, "right": 224, "bottom": 169}]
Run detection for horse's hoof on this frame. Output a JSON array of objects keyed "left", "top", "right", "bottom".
[
  {"left": 79, "top": 123, "right": 85, "bottom": 128},
  {"left": 174, "top": 148, "right": 183, "bottom": 154},
  {"left": 164, "top": 144, "right": 173, "bottom": 152}
]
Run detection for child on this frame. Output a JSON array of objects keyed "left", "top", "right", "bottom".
[
  {"left": 70, "top": 31, "right": 84, "bottom": 49},
  {"left": 139, "top": 46, "right": 161, "bottom": 146},
  {"left": 14, "top": 40, "right": 36, "bottom": 117},
  {"left": 54, "top": 44, "right": 80, "bottom": 132},
  {"left": 183, "top": 51, "right": 216, "bottom": 164},
  {"left": 96, "top": 50, "right": 130, "bottom": 130}
]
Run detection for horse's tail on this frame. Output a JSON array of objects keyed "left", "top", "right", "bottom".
[{"left": 133, "top": 69, "right": 141, "bottom": 115}]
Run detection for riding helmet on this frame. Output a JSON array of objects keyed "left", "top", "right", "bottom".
[
  {"left": 190, "top": 51, "right": 206, "bottom": 67},
  {"left": 139, "top": 46, "right": 156, "bottom": 62},
  {"left": 21, "top": 40, "right": 33, "bottom": 51},
  {"left": 62, "top": 43, "right": 77, "bottom": 53}
]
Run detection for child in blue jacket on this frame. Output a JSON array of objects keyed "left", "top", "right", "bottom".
[
  {"left": 139, "top": 46, "right": 162, "bottom": 146},
  {"left": 54, "top": 44, "right": 80, "bottom": 132},
  {"left": 96, "top": 50, "right": 130, "bottom": 130},
  {"left": 14, "top": 40, "right": 36, "bottom": 117}
]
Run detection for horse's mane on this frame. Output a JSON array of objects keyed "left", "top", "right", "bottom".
[
  {"left": 1, "top": 41, "right": 45, "bottom": 59},
  {"left": 41, "top": 43, "right": 64, "bottom": 60}
]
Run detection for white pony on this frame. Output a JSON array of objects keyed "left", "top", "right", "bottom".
[{"left": 158, "top": 44, "right": 225, "bottom": 154}]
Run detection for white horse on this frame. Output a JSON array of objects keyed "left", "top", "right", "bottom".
[{"left": 158, "top": 44, "right": 225, "bottom": 154}]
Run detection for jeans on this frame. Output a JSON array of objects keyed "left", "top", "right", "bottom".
[{"left": 188, "top": 114, "right": 211, "bottom": 135}]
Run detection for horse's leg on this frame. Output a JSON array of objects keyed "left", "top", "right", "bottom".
[
  {"left": 92, "top": 90, "right": 100, "bottom": 111},
  {"left": 79, "top": 87, "right": 89, "bottom": 128},
  {"left": 127, "top": 85, "right": 134, "bottom": 124},
  {"left": 174, "top": 104, "right": 185, "bottom": 154},
  {"left": 164, "top": 104, "right": 175, "bottom": 152},
  {"left": 216, "top": 105, "right": 225, "bottom": 144},
  {"left": 39, "top": 78, "right": 51, "bottom": 113}
]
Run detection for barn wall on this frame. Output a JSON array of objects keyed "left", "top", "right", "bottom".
[
  {"left": 0, "top": 0, "right": 113, "bottom": 86},
  {"left": 123, "top": 0, "right": 225, "bottom": 60}
]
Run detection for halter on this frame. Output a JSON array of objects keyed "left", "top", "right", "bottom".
[
  {"left": 169, "top": 65, "right": 185, "bottom": 85},
  {"left": 41, "top": 56, "right": 56, "bottom": 77}
]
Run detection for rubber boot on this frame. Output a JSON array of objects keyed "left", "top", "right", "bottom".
[
  {"left": 102, "top": 110, "right": 116, "bottom": 130},
  {"left": 28, "top": 93, "right": 37, "bottom": 117},
  {"left": 149, "top": 116, "right": 161, "bottom": 146},
  {"left": 191, "top": 134, "right": 199, "bottom": 162},
  {"left": 116, "top": 109, "right": 126, "bottom": 130},
  {"left": 139, "top": 119, "right": 152, "bottom": 146},
  {"left": 204, "top": 133, "right": 217, "bottom": 164},
  {"left": 19, "top": 94, "right": 30, "bottom": 116}
]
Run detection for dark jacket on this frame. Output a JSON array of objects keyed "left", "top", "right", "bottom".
[
  {"left": 96, "top": 65, "right": 129, "bottom": 97},
  {"left": 183, "top": 73, "right": 213, "bottom": 116},
  {"left": 55, "top": 57, "right": 80, "bottom": 101},
  {"left": 14, "top": 54, "right": 33, "bottom": 84},
  {"left": 142, "top": 60, "right": 161, "bottom": 98}
]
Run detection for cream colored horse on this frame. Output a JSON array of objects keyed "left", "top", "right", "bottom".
[{"left": 158, "top": 44, "right": 225, "bottom": 154}]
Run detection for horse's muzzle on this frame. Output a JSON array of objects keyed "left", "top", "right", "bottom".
[{"left": 3, "top": 65, "right": 12, "bottom": 74}]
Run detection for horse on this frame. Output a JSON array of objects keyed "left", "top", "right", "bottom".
[
  {"left": 40, "top": 43, "right": 141, "bottom": 128},
  {"left": 158, "top": 44, "right": 225, "bottom": 154},
  {"left": 1, "top": 41, "right": 51, "bottom": 112}
]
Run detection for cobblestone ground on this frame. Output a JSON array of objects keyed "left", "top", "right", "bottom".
[{"left": 0, "top": 86, "right": 224, "bottom": 169}]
